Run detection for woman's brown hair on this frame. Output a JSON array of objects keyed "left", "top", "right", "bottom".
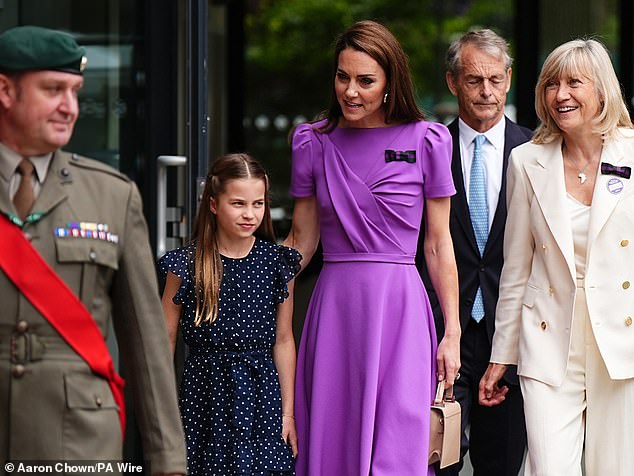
[{"left": 319, "top": 20, "right": 424, "bottom": 133}]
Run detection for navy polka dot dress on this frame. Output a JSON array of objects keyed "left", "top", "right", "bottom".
[{"left": 159, "top": 238, "right": 301, "bottom": 476}]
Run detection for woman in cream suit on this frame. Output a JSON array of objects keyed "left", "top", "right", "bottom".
[{"left": 479, "top": 39, "right": 634, "bottom": 475}]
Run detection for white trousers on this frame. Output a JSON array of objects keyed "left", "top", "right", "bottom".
[{"left": 520, "top": 282, "right": 634, "bottom": 476}]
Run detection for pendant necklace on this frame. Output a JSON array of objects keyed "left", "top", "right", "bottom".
[{"left": 566, "top": 150, "right": 593, "bottom": 185}]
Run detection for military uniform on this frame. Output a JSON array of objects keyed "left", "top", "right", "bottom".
[
  {"left": 0, "top": 150, "right": 187, "bottom": 473},
  {"left": 0, "top": 23, "right": 185, "bottom": 474}
]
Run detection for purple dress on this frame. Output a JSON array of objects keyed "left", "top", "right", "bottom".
[{"left": 291, "top": 120, "right": 454, "bottom": 476}]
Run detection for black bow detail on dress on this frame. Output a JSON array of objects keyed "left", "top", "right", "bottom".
[
  {"left": 601, "top": 162, "right": 631, "bottom": 179},
  {"left": 385, "top": 149, "right": 416, "bottom": 163}
]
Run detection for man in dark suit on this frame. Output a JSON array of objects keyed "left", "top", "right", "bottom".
[{"left": 417, "top": 30, "right": 531, "bottom": 475}]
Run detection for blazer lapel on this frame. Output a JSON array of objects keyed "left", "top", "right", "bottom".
[
  {"left": 525, "top": 139, "right": 576, "bottom": 282},
  {"left": 0, "top": 150, "right": 18, "bottom": 218},
  {"left": 0, "top": 186, "right": 14, "bottom": 219},
  {"left": 0, "top": 151, "right": 69, "bottom": 222},
  {"left": 486, "top": 118, "right": 525, "bottom": 252},
  {"left": 587, "top": 138, "right": 629, "bottom": 258},
  {"left": 32, "top": 151, "right": 70, "bottom": 218},
  {"left": 448, "top": 120, "right": 479, "bottom": 254}
]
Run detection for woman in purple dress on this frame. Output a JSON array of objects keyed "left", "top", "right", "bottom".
[{"left": 284, "top": 20, "right": 461, "bottom": 476}]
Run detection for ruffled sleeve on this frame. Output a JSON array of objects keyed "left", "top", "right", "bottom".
[
  {"left": 274, "top": 244, "right": 302, "bottom": 304},
  {"left": 290, "top": 122, "right": 320, "bottom": 198},
  {"left": 421, "top": 121, "right": 456, "bottom": 198},
  {"left": 157, "top": 244, "right": 194, "bottom": 305}
]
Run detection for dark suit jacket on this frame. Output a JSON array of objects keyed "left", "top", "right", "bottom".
[{"left": 417, "top": 117, "right": 532, "bottom": 383}]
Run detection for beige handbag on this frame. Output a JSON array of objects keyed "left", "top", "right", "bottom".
[{"left": 428, "top": 380, "right": 461, "bottom": 468}]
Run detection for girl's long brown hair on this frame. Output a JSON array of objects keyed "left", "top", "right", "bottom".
[{"left": 192, "top": 153, "right": 275, "bottom": 325}]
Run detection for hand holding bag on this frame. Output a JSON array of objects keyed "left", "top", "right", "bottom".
[{"left": 428, "top": 379, "right": 461, "bottom": 468}]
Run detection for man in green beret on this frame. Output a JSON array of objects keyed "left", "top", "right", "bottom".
[{"left": 0, "top": 26, "right": 186, "bottom": 475}]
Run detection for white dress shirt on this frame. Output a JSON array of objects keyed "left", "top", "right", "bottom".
[{"left": 459, "top": 118, "right": 506, "bottom": 230}]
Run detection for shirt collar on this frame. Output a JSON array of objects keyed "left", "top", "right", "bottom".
[
  {"left": 0, "top": 142, "right": 20, "bottom": 182},
  {"left": 458, "top": 116, "right": 506, "bottom": 151},
  {"left": 0, "top": 142, "right": 53, "bottom": 183}
]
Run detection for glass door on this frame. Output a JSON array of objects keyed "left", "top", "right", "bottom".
[
  {"left": 1, "top": 0, "right": 181, "bottom": 466},
  {"left": 1, "top": 0, "right": 145, "bottom": 175}
]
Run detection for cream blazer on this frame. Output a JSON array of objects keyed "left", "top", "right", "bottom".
[{"left": 490, "top": 128, "right": 634, "bottom": 386}]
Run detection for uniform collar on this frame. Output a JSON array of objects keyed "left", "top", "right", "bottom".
[{"left": 0, "top": 141, "right": 53, "bottom": 183}]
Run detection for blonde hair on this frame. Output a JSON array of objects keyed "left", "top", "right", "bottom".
[
  {"left": 533, "top": 38, "right": 633, "bottom": 144},
  {"left": 192, "top": 153, "right": 275, "bottom": 325}
]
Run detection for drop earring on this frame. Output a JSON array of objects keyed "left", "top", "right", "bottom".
[{"left": 383, "top": 93, "right": 388, "bottom": 104}]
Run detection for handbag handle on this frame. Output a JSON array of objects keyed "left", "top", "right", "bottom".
[{"left": 433, "top": 380, "right": 456, "bottom": 405}]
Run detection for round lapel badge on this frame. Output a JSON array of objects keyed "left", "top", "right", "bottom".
[{"left": 607, "top": 177, "right": 624, "bottom": 194}]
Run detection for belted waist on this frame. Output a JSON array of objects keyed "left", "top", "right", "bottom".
[
  {"left": 189, "top": 347, "right": 272, "bottom": 432},
  {"left": 576, "top": 276, "right": 585, "bottom": 288},
  {"left": 0, "top": 333, "right": 81, "bottom": 362},
  {"left": 322, "top": 252, "right": 415, "bottom": 264}
]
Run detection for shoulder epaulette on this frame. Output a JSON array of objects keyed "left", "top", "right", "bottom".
[{"left": 67, "top": 153, "right": 131, "bottom": 183}]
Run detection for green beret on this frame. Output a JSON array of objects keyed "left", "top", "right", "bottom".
[{"left": 0, "top": 26, "right": 87, "bottom": 75}]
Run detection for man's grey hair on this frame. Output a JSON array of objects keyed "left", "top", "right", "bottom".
[{"left": 446, "top": 29, "right": 513, "bottom": 77}]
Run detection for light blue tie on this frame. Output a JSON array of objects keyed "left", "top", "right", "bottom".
[{"left": 469, "top": 134, "right": 488, "bottom": 322}]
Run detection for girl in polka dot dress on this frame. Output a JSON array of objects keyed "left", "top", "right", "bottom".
[{"left": 160, "top": 153, "right": 301, "bottom": 475}]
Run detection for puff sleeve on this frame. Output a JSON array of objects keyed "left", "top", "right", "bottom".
[
  {"left": 290, "top": 123, "right": 320, "bottom": 198},
  {"left": 274, "top": 244, "right": 302, "bottom": 303},
  {"left": 158, "top": 244, "right": 194, "bottom": 305},
  {"left": 421, "top": 122, "right": 456, "bottom": 198}
]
